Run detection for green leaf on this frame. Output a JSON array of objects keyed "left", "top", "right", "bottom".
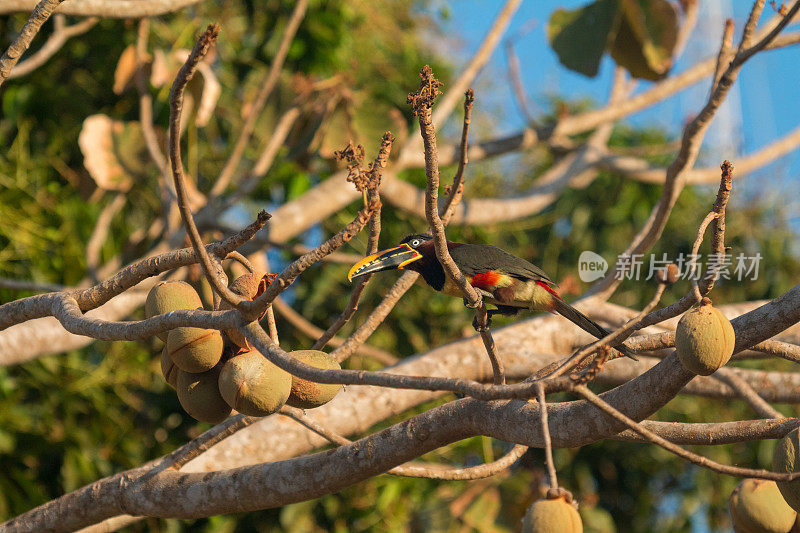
[
  {"left": 611, "top": 0, "right": 679, "bottom": 80},
  {"left": 547, "top": 0, "right": 620, "bottom": 78}
]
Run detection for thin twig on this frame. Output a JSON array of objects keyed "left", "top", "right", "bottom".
[
  {"left": 169, "top": 24, "right": 254, "bottom": 314},
  {"left": 7, "top": 15, "right": 98, "bottom": 79},
  {"left": 159, "top": 414, "right": 258, "bottom": 471},
  {"left": 573, "top": 384, "right": 800, "bottom": 481},
  {"left": 330, "top": 271, "right": 418, "bottom": 363},
  {"left": 711, "top": 19, "right": 735, "bottom": 94},
  {"left": 0, "top": 0, "right": 65, "bottom": 87},
  {"left": 250, "top": 200, "right": 378, "bottom": 317},
  {"left": 0, "top": 210, "right": 270, "bottom": 330},
  {"left": 279, "top": 406, "right": 527, "bottom": 480},
  {"left": 713, "top": 370, "right": 784, "bottom": 419},
  {"left": 738, "top": 1, "right": 767, "bottom": 54},
  {"left": 537, "top": 382, "right": 558, "bottom": 490},
  {"left": 225, "top": 250, "right": 255, "bottom": 273},
  {"left": 236, "top": 106, "right": 301, "bottom": 197},
  {"left": 313, "top": 133, "right": 394, "bottom": 350},
  {"left": 210, "top": 0, "right": 308, "bottom": 196},
  {"left": 504, "top": 38, "right": 537, "bottom": 125},
  {"left": 441, "top": 89, "right": 474, "bottom": 226},
  {"left": 136, "top": 18, "right": 179, "bottom": 233},
  {"left": 700, "top": 160, "right": 734, "bottom": 294},
  {"left": 86, "top": 194, "right": 126, "bottom": 283},
  {"left": 537, "top": 282, "right": 666, "bottom": 382},
  {"left": 409, "top": 66, "right": 504, "bottom": 384},
  {"left": 271, "top": 297, "right": 397, "bottom": 365},
  {"left": 0, "top": 277, "right": 65, "bottom": 292},
  {"left": 265, "top": 304, "right": 279, "bottom": 345}
]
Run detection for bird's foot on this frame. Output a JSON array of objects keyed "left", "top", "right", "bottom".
[
  {"left": 462, "top": 296, "right": 481, "bottom": 309},
  {"left": 472, "top": 314, "right": 492, "bottom": 332}
]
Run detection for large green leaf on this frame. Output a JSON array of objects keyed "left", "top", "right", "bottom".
[
  {"left": 611, "top": 0, "right": 679, "bottom": 80},
  {"left": 547, "top": 0, "right": 620, "bottom": 78}
]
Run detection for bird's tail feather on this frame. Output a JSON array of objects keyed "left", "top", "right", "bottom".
[{"left": 551, "top": 298, "right": 638, "bottom": 360}]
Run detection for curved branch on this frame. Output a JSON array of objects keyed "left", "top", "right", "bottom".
[
  {"left": 0, "top": 0, "right": 203, "bottom": 17},
  {"left": 0, "top": 0, "right": 64, "bottom": 87},
  {"left": 6, "top": 15, "right": 98, "bottom": 79},
  {"left": 0, "top": 212, "right": 269, "bottom": 331}
]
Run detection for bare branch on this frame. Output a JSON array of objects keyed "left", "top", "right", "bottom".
[
  {"left": 280, "top": 405, "right": 527, "bottom": 480},
  {"left": 313, "top": 133, "right": 394, "bottom": 350},
  {"left": 409, "top": 66, "right": 503, "bottom": 383},
  {"left": 168, "top": 24, "right": 255, "bottom": 315},
  {"left": 330, "top": 271, "right": 418, "bottom": 363},
  {"left": 0, "top": 211, "right": 269, "bottom": 331},
  {"left": 6, "top": 15, "right": 97, "bottom": 79},
  {"left": 210, "top": 0, "right": 309, "bottom": 196},
  {"left": 441, "top": 89, "right": 474, "bottom": 226},
  {"left": 713, "top": 370, "right": 784, "bottom": 419},
  {"left": 0, "top": 0, "right": 203, "bottom": 17},
  {"left": 591, "top": 2, "right": 800, "bottom": 299},
  {"left": 573, "top": 384, "right": 797, "bottom": 481},
  {"left": 0, "top": 0, "right": 65, "bottom": 87},
  {"left": 537, "top": 382, "right": 557, "bottom": 490},
  {"left": 270, "top": 297, "right": 397, "bottom": 365},
  {"left": 86, "top": 194, "right": 126, "bottom": 283}
]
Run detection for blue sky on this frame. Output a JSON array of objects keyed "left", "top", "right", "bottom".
[{"left": 430, "top": 1, "right": 800, "bottom": 212}]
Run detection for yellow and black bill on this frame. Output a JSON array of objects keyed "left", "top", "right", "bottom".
[{"left": 347, "top": 244, "right": 422, "bottom": 281}]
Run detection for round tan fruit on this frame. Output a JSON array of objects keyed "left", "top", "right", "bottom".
[
  {"left": 160, "top": 346, "right": 179, "bottom": 388},
  {"left": 145, "top": 281, "right": 203, "bottom": 341},
  {"left": 218, "top": 350, "right": 292, "bottom": 416},
  {"left": 729, "top": 478, "right": 796, "bottom": 533},
  {"left": 220, "top": 272, "right": 272, "bottom": 348},
  {"left": 286, "top": 350, "right": 342, "bottom": 409},
  {"left": 522, "top": 496, "right": 583, "bottom": 533},
  {"left": 675, "top": 298, "right": 735, "bottom": 376},
  {"left": 773, "top": 428, "right": 800, "bottom": 512},
  {"left": 167, "top": 327, "right": 223, "bottom": 373},
  {"left": 176, "top": 366, "right": 231, "bottom": 424}
]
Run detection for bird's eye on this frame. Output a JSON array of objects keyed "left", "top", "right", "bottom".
[{"left": 410, "top": 239, "right": 420, "bottom": 247}]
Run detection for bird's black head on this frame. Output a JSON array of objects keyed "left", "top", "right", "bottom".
[{"left": 399, "top": 234, "right": 433, "bottom": 249}]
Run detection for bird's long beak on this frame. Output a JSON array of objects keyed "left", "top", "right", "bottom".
[{"left": 348, "top": 244, "right": 422, "bottom": 281}]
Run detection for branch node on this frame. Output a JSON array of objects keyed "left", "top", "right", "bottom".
[{"left": 407, "top": 65, "right": 443, "bottom": 115}]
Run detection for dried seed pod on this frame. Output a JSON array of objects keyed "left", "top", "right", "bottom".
[
  {"left": 729, "top": 478, "right": 796, "bottom": 533},
  {"left": 220, "top": 272, "right": 273, "bottom": 349},
  {"left": 160, "top": 346, "right": 179, "bottom": 388},
  {"left": 522, "top": 495, "right": 583, "bottom": 533},
  {"left": 656, "top": 263, "right": 680, "bottom": 284},
  {"left": 176, "top": 366, "right": 231, "bottom": 424},
  {"left": 167, "top": 327, "right": 224, "bottom": 373},
  {"left": 218, "top": 350, "right": 292, "bottom": 416},
  {"left": 286, "top": 350, "right": 342, "bottom": 409},
  {"left": 773, "top": 428, "right": 800, "bottom": 512},
  {"left": 675, "top": 298, "right": 735, "bottom": 375},
  {"left": 145, "top": 280, "right": 203, "bottom": 341}
]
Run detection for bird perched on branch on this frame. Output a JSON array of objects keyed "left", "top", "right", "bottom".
[{"left": 348, "top": 234, "right": 636, "bottom": 360}]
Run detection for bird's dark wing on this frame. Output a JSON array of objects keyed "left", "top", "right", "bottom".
[{"left": 449, "top": 244, "right": 555, "bottom": 285}]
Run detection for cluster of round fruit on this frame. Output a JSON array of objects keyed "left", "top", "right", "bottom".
[{"left": 146, "top": 275, "right": 342, "bottom": 424}]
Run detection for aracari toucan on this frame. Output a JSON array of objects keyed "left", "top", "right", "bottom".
[{"left": 348, "top": 234, "right": 636, "bottom": 360}]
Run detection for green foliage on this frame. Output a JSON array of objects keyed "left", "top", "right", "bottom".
[
  {"left": 548, "top": 0, "right": 680, "bottom": 80},
  {"left": 548, "top": 0, "right": 618, "bottom": 78}
]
